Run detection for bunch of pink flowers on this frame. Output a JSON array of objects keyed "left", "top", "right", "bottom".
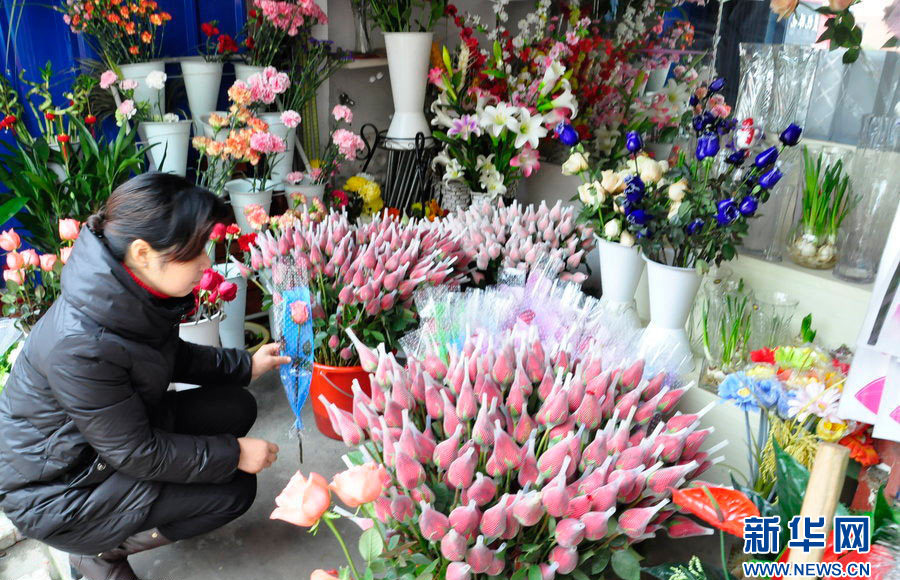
[
  {"left": 247, "top": 66, "right": 291, "bottom": 106},
  {"left": 441, "top": 200, "right": 594, "bottom": 286},
  {"left": 255, "top": 0, "right": 327, "bottom": 36},
  {"left": 312, "top": 323, "right": 721, "bottom": 579},
  {"left": 249, "top": 210, "right": 469, "bottom": 365}
]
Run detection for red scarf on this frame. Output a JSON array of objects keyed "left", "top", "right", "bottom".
[{"left": 122, "top": 264, "right": 171, "bottom": 299}]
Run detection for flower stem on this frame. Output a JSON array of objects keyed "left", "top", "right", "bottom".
[
  {"left": 720, "top": 529, "right": 731, "bottom": 580},
  {"left": 324, "top": 517, "right": 360, "bottom": 580}
]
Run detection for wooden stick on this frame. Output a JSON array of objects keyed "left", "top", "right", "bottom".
[{"left": 786, "top": 442, "right": 850, "bottom": 579}]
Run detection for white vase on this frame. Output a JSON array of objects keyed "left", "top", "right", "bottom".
[
  {"left": 173, "top": 314, "right": 222, "bottom": 391},
  {"left": 595, "top": 236, "right": 644, "bottom": 328},
  {"left": 259, "top": 112, "right": 295, "bottom": 185},
  {"left": 181, "top": 60, "right": 223, "bottom": 135},
  {"left": 644, "top": 64, "right": 670, "bottom": 94},
  {"left": 140, "top": 120, "right": 192, "bottom": 176},
  {"left": 119, "top": 61, "right": 166, "bottom": 113},
  {"left": 214, "top": 263, "right": 248, "bottom": 350},
  {"left": 234, "top": 63, "right": 265, "bottom": 83},
  {"left": 384, "top": 32, "right": 433, "bottom": 146},
  {"left": 639, "top": 256, "right": 702, "bottom": 375},
  {"left": 285, "top": 181, "right": 326, "bottom": 201},
  {"left": 225, "top": 178, "right": 275, "bottom": 232}
]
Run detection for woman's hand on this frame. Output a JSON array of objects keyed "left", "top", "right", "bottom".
[
  {"left": 251, "top": 343, "right": 292, "bottom": 382},
  {"left": 236, "top": 437, "right": 279, "bottom": 473}
]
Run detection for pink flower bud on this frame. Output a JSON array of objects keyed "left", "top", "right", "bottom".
[
  {"left": 380, "top": 291, "right": 396, "bottom": 311},
  {"left": 540, "top": 562, "right": 560, "bottom": 580},
  {"left": 320, "top": 397, "right": 365, "bottom": 446},
  {"left": 621, "top": 359, "right": 645, "bottom": 390},
  {"left": 619, "top": 499, "right": 669, "bottom": 539},
  {"left": 471, "top": 396, "right": 495, "bottom": 447},
  {"left": 433, "top": 424, "right": 463, "bottom": 470},
  {"left": 465, "top": 536, "right": 492, "bottom": 574},
  {"left": 580, "top": 356, "right": 603, "bottom": 384},
  {"left": 487, "top": 553, "right": 506, "bottom": 576},
  {"left": 395, "top": 450, "right": 425, "bottom": 490},
  {"left": 447, "top": 447, "right": 477, "bottom": 489},
  {"left": 613, "top": 385, "right": 645, "bottom": 422},
  {"left": 449, "top": 500, "right": 481, "bottom": 538},
  {"left": 513, "top": 409, "right": 536, "bottom": 445},
  {"left": 424, "top": 378, "right": 445, "bottom": 419},
  {"left": 666, "top": 402, "right": 715, "bottom": 433},
  {"left": 588, "top": 479, "right": 620, "bottom": 512},
  {"left": 441, "top": 529, "right": 468, "bottom": 561},
  {"left": 566, "top": 377, "right": 586, "bottom": 413},
  {"left": 479, "top": 498, "right": 508, "bottom": 539},
  {"left": 411, "top": 484, "right": 435, "bottom": 504},
  {"left": 664, "top": 515, "right": 714, "bottom": 538},
  {"left": 585, "top": 369, "right": 611, "bottom": 397},
  {"left": 455, "top": 374, "right": 478, "bottom": 421},
  {"left": 574, "top": 393, "right": 604, "bottom": 429},
  {"left": 446, "top": 562, "right": 472, "bottom": 580},
  {"left": 555, "top": 518, "right": 586, "bottom": 548},
  {"left": 419, "top": 501, "right": 450, "bottom": 541},
  {"left": 536, "top": 384, "right": 569, "bottom": 428},
  {"left": 537, "top": 434, "right": 575, "bottom": 481},
  {"left": 424, "top": 352, "right": 448, "bottom": 381},
  {"left": 549, "top": 545, "right": 578, "bottom": 575},
  {"left": 390, "top": 490, "right": 415, "bottom": 521},
  {"left": 646, "top": 461, "right": 699, "bottom": 497},
  {"left": 345, "top": 328, "right": 378, "bottom": 373},
  {"left": 392, "top": 378, "right": 415, "bottom": 411},
  {"left": 657, "top": 386, "right": 689, "bottom": 414},
  {"left": 565, "top": 494, "right": 592, "bottom": 519},
  {"left": 373, "top": 494, "right": 392, "bottom": 523},
  {"left": 540, "top": 457, "right": 571, "bottom": 518},
  {"left": 518, "top": 437, "right": 539, "bottom": 488},
  {"left": 634, "top": 389, "right": 668, "bottom": 426},
  {"left": 681, "top": 427, "right": 714, "bottom": 461},
  {"left": 489, "top": 421, "right": 523, "bottom": 473},
  {"left": 442, "top": 389, "right": 462, "bottom": 435},
  {"left": 537, "top": 368, "right": 555, "bottom": 401},
  {"left": 656, "top": 429, "right": 689, "bottom": 462},
  {"left": 491, "top": 351, "right": 514, "bottom": 386},
  {"left": 643, "top": 371, "right": 667, "bottom": 400},
  {"left": 579, "top": 430, "right": 608, "bottom": 472},
  {"left": 511, "top": 490, "right": 544, "bottom": 526},
  {"left": 466, "top": 472, "right": 497, "bottom": 507},
  {"left": 580, "top": 507, "right": 616, "bottom": 540},
  {"left": 383, "top": 400, "right": 403, "bottom": 428}
]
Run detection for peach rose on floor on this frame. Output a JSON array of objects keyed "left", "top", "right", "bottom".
[
  {"left": 270, "top": 471, "right": 331, "bottom": 527},
  {"left": 310, "top": 570, "right": 340, "bottom": 580},
  {"left": 330, "top": 463, "right": 387, "bottom": 508},
  {"left": 771, "top": 0, "right": 799, "bottom": 20}
]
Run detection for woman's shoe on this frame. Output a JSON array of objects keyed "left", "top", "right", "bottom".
[{"left": 69, "top": 528, "right": 172, "bottom": 580}]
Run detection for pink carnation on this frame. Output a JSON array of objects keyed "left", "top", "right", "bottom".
[
  {"left": 248, "top": 67, "right": 290, "bottom": 104},
  {"left": 285, "top": 171, "right": 305, "bottom": 185},
  {"left": 120, "top": 79, "right": 138, "bottom": 91},
  {"left": 309, "top": 168, "right": 324, "bottom": 183},
  {"left": 250, "top": 132, "right": 287, "bottom": 155},
  {"left": 100, "top": 70, "right": 118, "bottom": 89},
  {"left": 281, "top": 110, "right": 301, "bottom": 129},
  {"left": 332, "top": 128, "right": 364, "bottom": 161},
  {"left": 244, "top": 203, "right": 270, "bottom": 230},
  {"left": 332, "top": 105, "right": 353, "bottom": 123}
]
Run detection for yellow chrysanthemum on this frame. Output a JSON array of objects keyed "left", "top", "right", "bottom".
[
  {"left": 359, "top": 182, "right": 382, "bottom": 204},
  {"left": 344, "top": 175, "right": 368, "bottom": 193}
]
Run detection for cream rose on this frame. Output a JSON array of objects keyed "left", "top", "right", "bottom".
[
  {"left": 619, "top": 230, "right": 636, "bottom": 247},
  {"left": 599, "top": 169, "right": 625, "bottom": 194},
  {"left": 604, "top": 219, "right": 622, "bottom": 239},
  {"left": 592, "top": 181, "right": 608, "bottom": 204},
  {"left": 578, "top": 182, "right": 598, "bottom": 206},
  {"left": 562, "top": 151, "right": 590, "bottom": 175},
  {"left": 668, "top": 201, "right": 682, "bottom": 220},
  {"left": 636, "top": 156, "right": 665, "bottom": 184},
  {"left": 668, "top": 178, "right": 689, "bottom": 202}
]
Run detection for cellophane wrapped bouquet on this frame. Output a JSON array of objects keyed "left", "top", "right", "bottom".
[
  {"left": 309, "top": 268, "right": 722, "bottom": 580},
  {"left": 440, "top": 200, "right": 594, "bottom": 286},
  {"left": 249, "top": 210, "right": 469, "bottom": 365}
]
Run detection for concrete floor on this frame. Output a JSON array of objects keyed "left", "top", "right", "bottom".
[{"left": 131, "top": 371, "right": 365, "bottom": 580}]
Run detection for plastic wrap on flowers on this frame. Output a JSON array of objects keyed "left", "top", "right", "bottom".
[
  {"left": 323, "top": 284, "right": 717, "bottom": 576},
  {"left": 440, "top": 199, "right": 595, "bottom": 287},
  {"left": 272, "top": 257, "right": 314, "bottom": 432}
]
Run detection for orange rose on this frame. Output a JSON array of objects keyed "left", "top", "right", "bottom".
[
  {"left": 330, "top": 463, "right": 386, "bottom": 508},
  {"left": 125, "top": 21, "right": 135, "bottom": 34},
  {"left": 150, "top": 13, "right": 162, "bottom": 26},
  {"left": 141, "top": 30, "right": 152, "bottom": 43},
  {"left": 270, "top": 471, "right": 331, "bottom": 527}
]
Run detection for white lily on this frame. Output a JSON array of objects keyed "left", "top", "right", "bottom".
[
  {"left": 476, "top": 154, "right": 496, "bottom": 172},
  {"left": 444, "top": 158, "right": 465, "bottom": 181},
  {"left": 540, "top": 61, "right": 565, "bottom": 96},
  {"left": 550, "top": 89, "right": 578, "bottom": 118},
  {"left": 509, "top": 108, "right": 547, "bottom": 150},
  {"left": 479, "top": 103, "right": 517, "bottom": 138}
]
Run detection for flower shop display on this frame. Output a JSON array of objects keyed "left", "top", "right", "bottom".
[
  {"left": 179, "top": 267, "right": 239, "bottom": 349},
  {"left": 429, "top": 9, "right": 579, "bottom": 204},
  {"left": 700, "top": 280, "right": 754, "bottom": 384},
  {"left": 369, "top": 0, "right": 446, "bottom": 143},
  {"left": 787, "top": 147, "right": 855, "bottom": 269},
  {"left": 440, "top": 200, "right": 593, "bottom": 287},
  {"left": 249, "top": 210, "right": 469, "bottom": 438},
  {"left": 0, "top": 219, "right": 78, "bottom": 332},
  {"left": 209, "top": 223, "right": 258, "bottom": 349},
  {"left": 180, "top": 21, "right": 239, "bottom": 133},
  {"left": 299, "top": 265, "right": 722, "bottom": 580},
  {"left": 238, "top": 0, "right": 328, "bottom": 73}
]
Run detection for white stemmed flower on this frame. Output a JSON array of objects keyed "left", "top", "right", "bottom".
[
  {"left": 444, "top": 159, "right": 465, "bottom": 181},
  {"left": 479, "top": 103, "right": 517, "bottom": 138},
  {"left": 550, "top": 89, "right": 578, "bottom": 118},
  {"left": 540, "top": 61, "right": 565, "bottom": 96},
  {"left": 509, "top": 108, "right": 547, "bottom": 150},
  {"left": 146, "top": 70, "right": 167, "bottom": 90},
  {"left": 476, "top": 154, "right": 496, "bottom": 172}
]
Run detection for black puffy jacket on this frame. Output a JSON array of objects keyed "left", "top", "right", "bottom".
[{"left": 0, "top": 227, "right": 252, "bottom": 553}]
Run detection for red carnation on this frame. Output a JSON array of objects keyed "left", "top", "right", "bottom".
[
  {"left": 445, "top": 4, "right": 457, "bottom": 16},
  {"left": 200, "top": 21, "right": 219, "bottom": 37},
  {"left": 237, "top": 233, "right": 257, "bottom": 252},
  {"left": 209, "top": 223, "right": 227, "bottom": 242},
  {"left": 217, "top": 34, "right": 238, "bottom": 54},
  {"left": 225, "top": 224, "right": 241, "bottom": 237}
]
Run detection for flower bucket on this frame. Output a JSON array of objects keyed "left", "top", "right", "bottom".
[
  {"left": 384, "top": 32, "right": 433, "bottom": 145},
  {"left": 234, "top": 63, "right": 265, "bottom": 83},
  {"left": 119, "top": 61, "right": 166, "bottom": 112},
  {"left": 225, "top": 178, "right": 275, "bottom": 232},
  {"left": 140, "top": 120, "right": 192, "bottom": 176},
  {"left": 259, "top": 112, "right": 295, "bottom": 185},
  {"left": 285, "top": 181, "right": 326, "bottom": 201},
  {"left": 245, "top": 321, "right": 270, "bottom": 354},
  {"left": 174, "top": 314, "right": 222, "bottom": 391},
  {"left": 595, "top": 236, "right": 645, "bottom": 328},
  {"left": 310, "top": 362, "right": 372, "bottom": 440},
  {"left": 214, "top": 263, "right": 248, "bottom": 349},
  {"left": 181, "top": 60, "right": 223, "bottom": 135},
  {"left": 638, "top": 256, "right": 701, "bottom": 374}
]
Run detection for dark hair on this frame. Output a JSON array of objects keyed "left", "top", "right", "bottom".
[{"left": 86, "top": 172, "right": 229, "bottom": 262}]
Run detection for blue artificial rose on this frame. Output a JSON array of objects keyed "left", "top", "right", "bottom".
[
  {"left": 751, "top": 378, "right": 785, "bottom": 409},
  {"left": 689, "top": 94, "right": 700, "bottom": 107},
  {"left": 754, "top": 146, "right": 778, "bottom": 168},
  {"left": 739, "top": 195, "right": 759, "bottom": 216},
  {"left": 779, "top": 123, "right": 802, "bottom": 147},
  {"left": 696, "top": 133, "right": 719, "bottom": 160},
  {"left": 692, "top": 115, "right": 704, "bottom": 132},
  {"left": 709, "top": 77, "right": 726, "bottom": 92},
  {"left": 555, "top": 122, "right": 580, "bottom": 146},
  {"left": 624, "top": 175, "right": 645, "bottom": 203},
  {"left": 626, "top": 208, "right": 652, "bottom": 225},
  {"left": 625, "top": 131, "right": 643, "bottom": 153},
  {"left": 718, "top": 372, "right": 758, "bottom": 411},
  {"left": 715, "top": 198, "right": 740, "bottom": 226},
  {"left": 725, "top": 149, "right": 748, "bottom": 166},
  {"left": 686, "top": 218, "right": 705, "bottom": 235},
  {"left": 758, "top": 167, "right": 783, "bottom": 189}
]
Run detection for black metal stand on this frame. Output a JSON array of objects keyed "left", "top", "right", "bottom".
[{"left": 359, "top": 124, "right": 438, "bottom": 211}]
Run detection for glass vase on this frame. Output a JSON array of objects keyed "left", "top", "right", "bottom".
[
  {"left": 834, "top": 115, "right": 900, "bottom": 283},
  {"left": 700, "top": 280, "right": 754, "bottom": 386},
  {"left": 351, "top": 0, "right": 371, "bottom": 55},
  {"left": 750, "top": 290, "right": 799, "bottom": 351},
  {"left": 786, "top": 225, "right": 838, "bottom": 270}
]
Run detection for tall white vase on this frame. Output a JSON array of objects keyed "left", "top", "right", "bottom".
[
  {"left": 119, "top": 61, "right": 166, "bottom": 113},
  {"left": 214, "top": 263, "right": 248, "bottom": 349},
  {"left": 596, "top": 237, "right": 644, "bottom": 328},
  {"left": 181, "top": 60, "right": 223, "bottom": 135},
  {"left": 259, "top": 112, "right": 295, "bottom": 185},
  {"left": 173, "top": 314, "right": 222, "bottom": 391},
  {"left": 234, "top": 63, "right": 265, "bottom": 83},
  {"left": 639, "top": 256, "right": 702, "bottom": 375},
  {"left": 140, "top": 120, "right": 192, "bottom": 176},
  {"left": 226, "top": 178, "right": 275, "bottom": 232},
  {"left": 384, "top": 32, "right": 433, "bottom": 146}
]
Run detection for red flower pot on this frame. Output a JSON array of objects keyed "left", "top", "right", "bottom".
[{"left": 310, "top": 362, "right": 371, "bottom": 440}]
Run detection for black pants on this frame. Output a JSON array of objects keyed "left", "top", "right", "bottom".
[{"left": 140, "top": 386, "right": 258, "bottom": 541}]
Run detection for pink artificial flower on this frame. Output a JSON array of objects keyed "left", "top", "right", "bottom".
[
  {"left": 332, "top": 129, "right": 364, "bottom": 160},
  {"left": 285, "top": 171, "right": 304, "bottom": 185},
  {"left": 281, "top": 110, "right": 301, "bottom": 129},
  {"left": 290, "top": 301, "right": 309, "bottom": 325},
  {"left": 332, "top": 105, "right": 353, "bottom": 123},
  {"left": 117, "top": 99, "right": 136, "bottom": 118},
  {"left": 100, "top": 70, "right": 118, "bottom": 89},
  {"left": 244, "top": 204, "right": 270, "bottom": 230},
  {"left": 510, "top": 145, "right": 540, "bottom": 178},
  {"left": 250, "top": 132, "right": 287, "bottom": 155},
  {"left": 119, "top": 79, "right": 138, "bottom": 91},
  {"left": 428, "top": 67, "right": 447, "bottom": 90}
]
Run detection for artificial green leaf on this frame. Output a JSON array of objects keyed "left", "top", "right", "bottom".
[
  {"left": 528, "top": 565, "right": 543, "bottom": 580},
  {"left": 873, "top": 484, "right": 900, "bottom": 540},
  {"left": 774, "top": 442, "right": 809, "bottom": 522},
  {"left": 592, "top": 551, "right": 611, "bottom": 574},
  {"left": 510, "top": 567, "right": 529, "bottom": 580},
  {"left": 842, "top": 47, "right": 860, "bottom": 64},
  {"left": 611, "top": 549, "right": 640, "bottom": 580},
  {"left": 358, "top": 527, "right": 384, "bottom": 561},
  {"left": 571, "top": 570, "right": 590, "bottom": 580}
]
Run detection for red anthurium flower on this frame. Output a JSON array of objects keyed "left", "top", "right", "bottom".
[
  {"left": 671, "top": 486, "right": 759, "bottom": 537},
  {"left": 84, "top": 114, "right": 97, "bottom": 125},
  {"left": 774, "top": 530, "right": 892, "bottom": 580},
  {"left": 750, "top": 348, "right": 776, "bottom": 364},
  {"left": 56, "top": 134, "right": 71, "bottom": 144}
]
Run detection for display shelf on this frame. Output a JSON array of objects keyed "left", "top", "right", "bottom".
[{"left": 342, "top": 57, "right": 388, "bottom": 70}]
